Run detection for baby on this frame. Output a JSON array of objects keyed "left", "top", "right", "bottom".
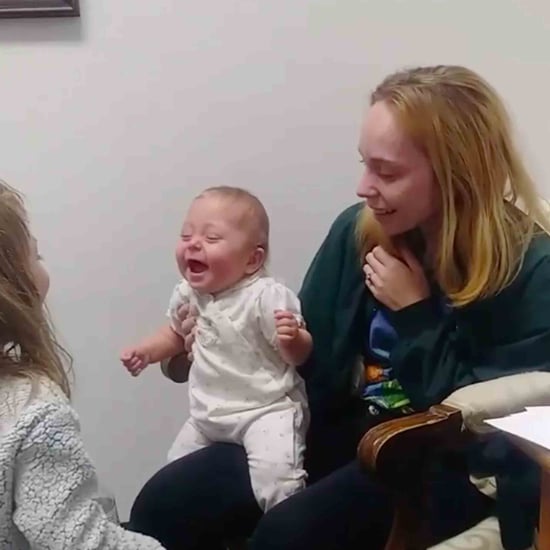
[{"left": 121, "top": 186, "right": 312, "bottom": 511}]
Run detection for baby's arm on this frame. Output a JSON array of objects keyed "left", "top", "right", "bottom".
[
  {"left": 121, "top": 325, "right": 185, "bottom": 376},
  {"left": 121, "top": 281, "right": 190, "bottom": 377},
  {"left": 258, "top": 282, "right": 313, "bottom": 367},
  {"left": 274, "top": 310, "right": 313, "bottom": 366}
]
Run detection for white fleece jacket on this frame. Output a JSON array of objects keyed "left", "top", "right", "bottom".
[{"left": 0, "top": 375, "right": 164, "bottom": 549}]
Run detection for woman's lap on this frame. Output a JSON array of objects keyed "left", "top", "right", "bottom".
[
  {"left": 249, "top": 446, "right": 494, "bottom": 550},
  {"left": 129, "top": 443, "right": 262, "bottom": 550},
  {"left": 129, "top": 446, "right": 392, "bottom": 550},
  {"left": 249, "top": 459, "right": 393, "bottom": 550},
  {"left": 129, "top": 403, "right": 494, "bottom": 550}
]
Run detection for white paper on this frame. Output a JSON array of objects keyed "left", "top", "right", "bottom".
[
  {"left": 525, "top": 406, "right": 550, "bottom": 412},
  {"left": 485, "top": 406, "right": 550, "bottom": 451}
]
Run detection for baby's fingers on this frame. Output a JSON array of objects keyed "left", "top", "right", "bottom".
[{"left": 274, "top": 309, "right": 295, "bottom": 320}]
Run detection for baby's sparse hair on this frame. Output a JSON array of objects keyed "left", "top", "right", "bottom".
[{"left": 199, "top": 186, "right": 270, "bottom": 256}]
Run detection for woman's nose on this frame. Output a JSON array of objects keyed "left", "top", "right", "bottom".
[{"left": 356, "top": 170, "right": 379, "bottom": 199}]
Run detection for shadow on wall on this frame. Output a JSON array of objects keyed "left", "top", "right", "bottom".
[{"left": 0, "top": 13, "right": 83, "bottom": 43}]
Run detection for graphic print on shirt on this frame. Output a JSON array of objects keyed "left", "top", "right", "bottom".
[{"left": 362, "top": 308, "right": 410, "bottom": 410}]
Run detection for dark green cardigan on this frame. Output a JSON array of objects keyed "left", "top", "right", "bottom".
[{"left": 298, "top": 203, "right": 550, "bottom": 550}]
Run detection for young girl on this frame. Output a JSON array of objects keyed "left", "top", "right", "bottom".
[
  {"left": 0, "top": 181, "right": 164, "bottom": 549},
  {"left": 121, "top": 186, "right": 312, "bottom": 511}
]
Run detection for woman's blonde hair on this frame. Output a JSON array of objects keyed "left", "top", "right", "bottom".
[
  {"left": 0, "top": 181, "right": 71, "bottom": 396},
  {"left": 358, "top": 65, "right": 550, "bottom": 306}
]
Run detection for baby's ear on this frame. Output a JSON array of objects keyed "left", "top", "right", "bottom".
[{"left": 245, "top": 245, "right": 266, "bottom": 274}]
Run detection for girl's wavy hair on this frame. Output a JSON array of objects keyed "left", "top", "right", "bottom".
[
  {"left": 357, "top": 65, "right": 550, "bottom": 306},
  {"left": 0, "top": 181, "right": 72, "bottom": 396}
]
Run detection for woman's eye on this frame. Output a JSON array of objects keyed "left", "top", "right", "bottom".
[{"left": 379, "top": 172, "right": 397, "bottom": 183}]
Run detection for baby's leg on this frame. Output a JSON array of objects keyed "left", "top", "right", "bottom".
[
  {"left": 167, "top": 418, "right": 212, "bottom": 463},
  {"left": 241, "top": 402, "right": 307, "bottom": 511}
]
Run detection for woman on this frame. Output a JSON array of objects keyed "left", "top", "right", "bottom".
[
  {"left": 0, "top": 182, "right": 165, "bottom": 549},
  {"left": 129, "top": 65, "right": 550, "bottom": 550}
]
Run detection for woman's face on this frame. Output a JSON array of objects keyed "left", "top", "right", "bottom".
[
  {"left": 356, "top": 100, "right": 441, "bottom": 238},
  {"left": 30, "top": 237, "right": 50, "bottom": 302}
]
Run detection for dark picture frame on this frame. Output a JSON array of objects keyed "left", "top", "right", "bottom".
[{"left": 0, "top": 0, "right": 79, "bottom": 18}]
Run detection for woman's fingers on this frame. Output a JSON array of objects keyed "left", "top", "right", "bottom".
[{"left": 184, "top": 326, "right": 196, "bottom": 353}]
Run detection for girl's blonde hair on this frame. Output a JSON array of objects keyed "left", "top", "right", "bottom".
[
  {"left": 0, "top": 181, "right": 71, "bottom": 396},
  {"left": 358, "top": 65, "right": 550, "bottom": 306}
]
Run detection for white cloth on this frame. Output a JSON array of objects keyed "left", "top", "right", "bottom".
[
  {"left": 0, "top": 375, "right": 164, "bottom": 549},
  {"left": 166, "top": 272, "right": 309, "bottom": 510}
]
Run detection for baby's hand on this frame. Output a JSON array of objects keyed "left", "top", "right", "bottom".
[
  {"left": 120, "top": 348, "right": 151, "bottom": 377},
  {"left": 274, "top": 310, "right": 300, "bottom": 345}
]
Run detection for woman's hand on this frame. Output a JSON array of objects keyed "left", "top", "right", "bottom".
[
  {"left": 364, "top": 245, "right": 430, "bottom": 310},
  {"left": 176, "top": 303, "right": 198, "bottom": 362}
]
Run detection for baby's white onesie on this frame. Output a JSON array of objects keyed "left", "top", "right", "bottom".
[{"left": 166, "top": 271, "right": 309, "bottom": 511}]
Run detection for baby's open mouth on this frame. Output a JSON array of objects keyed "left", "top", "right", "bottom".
[{"left": 187, "top": 259, "right": 209, "bottom": 274}]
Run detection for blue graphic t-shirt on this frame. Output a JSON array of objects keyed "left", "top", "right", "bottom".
[
  {"left": 362, "top": 299, "right": 451, "bottom": 409},
  {"left": 362, "top": 308, "right": 410, "bottom": 409}
]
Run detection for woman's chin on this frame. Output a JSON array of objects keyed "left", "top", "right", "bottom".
[{"left": 376, "top": 217, "right": 417, "bottom": 238}]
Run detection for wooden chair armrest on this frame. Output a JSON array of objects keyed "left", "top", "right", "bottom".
[
  {"left": 358, "top": 404, "right": 465, "bottom": 483},
  {"left": 357, "top": 400, "right": 550, "bottom": 550},
  {"left": 357, "top": 405, "right": 467, "bottom": 550}
]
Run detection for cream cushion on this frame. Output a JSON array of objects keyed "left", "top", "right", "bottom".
[
  {"left": 428, "top": 517, "right": 535, "bottom": 550},
  {"left": 431, "top": 372, "right": 550, "bottom": 550},
  {"left": 443, "top": 371, "right": 550, "bottom": 434}
]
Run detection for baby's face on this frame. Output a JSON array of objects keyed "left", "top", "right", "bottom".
[{"left": 176, "top": 195, "right": 263, "bottom": 294}]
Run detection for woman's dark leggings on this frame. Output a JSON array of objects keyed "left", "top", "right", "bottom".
[{"left": 129, "top": 403, "right": 493, "bottom": 550}]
